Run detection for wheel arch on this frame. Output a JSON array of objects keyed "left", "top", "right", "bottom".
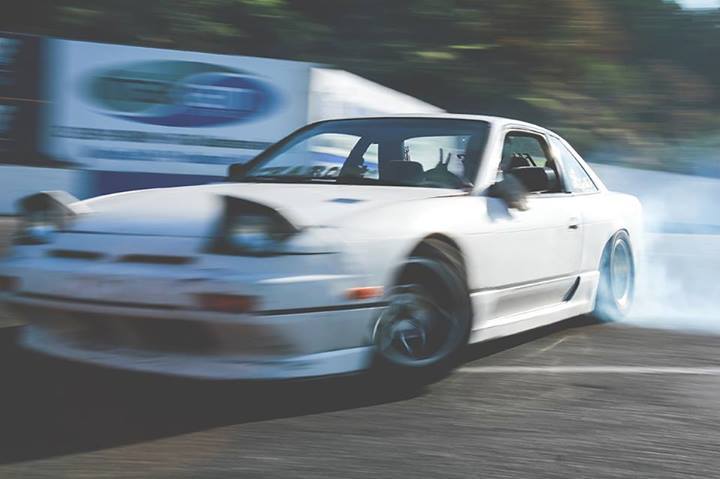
[
  {"left": 375, "top": 233, "right": 475, "bottom": 370},
  {"left": 391, "top": 233, "right": 473, "bottom": 322},
  {"left": 405, "top": 234, "right": 467, "bottom": 280}
]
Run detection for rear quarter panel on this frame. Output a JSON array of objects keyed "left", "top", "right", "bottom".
[{"left": 576, "top": 191, "right": 643, "bottom": 273}]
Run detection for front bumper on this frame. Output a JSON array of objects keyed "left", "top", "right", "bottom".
[
  {"left": 7, "top": 298, "right": 382, "bottom": 379},
  {"left": 0, "top": 232, "right": 385, "bottom": 379}
]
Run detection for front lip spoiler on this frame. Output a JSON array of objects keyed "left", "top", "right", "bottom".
[
  {"left": 9, "top": 292, "right": 387, "bottom": 316},
  {"left": 256, "top": 302, "right": 387, "bottom": 316},
  {"left": 20, "top": 327, "right": 377, "bottom": 380}
]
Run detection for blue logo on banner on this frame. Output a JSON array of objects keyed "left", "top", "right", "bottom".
[{"left": 84, "top": 61, "right": 279, "bottom": 127}]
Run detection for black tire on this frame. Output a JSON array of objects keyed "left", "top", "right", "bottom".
[
  {"left": 371, "top": 239, "right": 472, "bottom": 385},
  {"left": 592, "top": 230, "right": 635, "bottom": 322}
]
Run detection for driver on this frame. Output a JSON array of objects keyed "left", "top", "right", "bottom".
[{"left": 423, "top": 133, "right": 485, "bottom": 188}]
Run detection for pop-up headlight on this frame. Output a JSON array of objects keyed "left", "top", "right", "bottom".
[
  {"left": 210, "top": 196, "right": 298, "bottom": 255},
  {"left": 14, "top": 191, "right": 86, "bottom": 245}
]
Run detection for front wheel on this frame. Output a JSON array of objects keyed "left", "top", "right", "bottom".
[
  {"left": 372, "top": 254, "right": 471, "bottom": 383},
  {"left": 592, "top": 230, "right": 635, "bottom": 322}
]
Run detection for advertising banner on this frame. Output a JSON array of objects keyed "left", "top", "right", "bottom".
[
  {"left": 0, "top": 33, "right": 44, "bottom": 164},
  {"left": 44, "top": 39, "right": 312, "bottom": 175}
]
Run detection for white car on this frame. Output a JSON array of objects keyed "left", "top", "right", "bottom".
[{"left": 0, "top": 115, "right": 641, "bottom": 380}]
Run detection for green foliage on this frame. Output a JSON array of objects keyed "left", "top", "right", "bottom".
[{"left": 2, "top": 0, "right": 719, "bottom": 166}]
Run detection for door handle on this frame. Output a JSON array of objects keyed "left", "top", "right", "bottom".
[{"left": 568, "top": 218, "right": 580, "bottom": 230}]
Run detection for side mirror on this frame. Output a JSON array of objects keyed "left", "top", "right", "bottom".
[
  {"left": 488, "top": 174, "right": 529, "bottom": 211},
  {"left": 227, "top": 162, "right": 249, "bottom": 181}
]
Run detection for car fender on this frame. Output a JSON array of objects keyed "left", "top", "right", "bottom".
[{"left": 332, "top": 195, "right": 490, "bottom": 291}]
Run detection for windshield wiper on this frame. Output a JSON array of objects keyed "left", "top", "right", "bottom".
[
  {"left": 242, "top": 175, "right": 383, "bottom": 185},
  {"left": 334, "top": 176, "right": 384, "bottom": 185},
  {"left": 336, "top": 176, "right": 460, "bottom": 188},
  {"left": 240, "top": 175, "right": 333, "bottom": 183}
]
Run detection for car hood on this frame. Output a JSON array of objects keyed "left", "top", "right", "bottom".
[{"left": 71, "top": 182, "right": 464, "bottom": 237}]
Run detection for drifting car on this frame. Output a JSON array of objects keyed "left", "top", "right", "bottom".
[{"left": 0, "top": 115, "right": 641, "bottom": 380}]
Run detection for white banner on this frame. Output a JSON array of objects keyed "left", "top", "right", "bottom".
[{"left": 44, "top": 39, "right": 313, "bottom": 175}]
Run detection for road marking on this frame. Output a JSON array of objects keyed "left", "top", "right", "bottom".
[
  {"left": 458, "top": 366, "right": 720, "bottom": 375},
  {"left": 538, "top": 337, "right": 569, "bottom": 353}
]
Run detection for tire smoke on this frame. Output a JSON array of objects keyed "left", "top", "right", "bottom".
[{"left": 593, "top": 164, "right": 720, "bottom": 332}]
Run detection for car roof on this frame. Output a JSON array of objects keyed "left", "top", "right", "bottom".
[{"left": 317, "top": 113, "right": 559, "bottom": 137}]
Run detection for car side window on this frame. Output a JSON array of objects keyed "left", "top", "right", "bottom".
[
  {"left": 500, "top": 131, "right": 560, "bottom": 194},
  {"left": 501, "top": 132, "right": 549, "bottom": 170},
  {"left": 549, "top": 136, "right": 598, "bottom": 194}
]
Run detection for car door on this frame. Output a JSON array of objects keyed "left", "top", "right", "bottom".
[
  {"left": 468, "top": 128, "right": 584, "bottom": 321},
  {"left": 547, "top": 134, "right": 606, "bottom": 274}
]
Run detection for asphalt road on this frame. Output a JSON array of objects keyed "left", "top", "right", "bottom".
[
  {"left": 1, "top": 317, "right": 720, "bottom": 479},
  {"left": 0, "top": 218, "right": 20, "bottom": 328},
  {"left": 0, "top": 218, "right": 16, "bottom": 251}
]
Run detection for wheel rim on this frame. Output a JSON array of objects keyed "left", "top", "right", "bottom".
[
  {"left": 610, "top": 240, "right": 632, "bottom": 309},
  {"left": 373, "top": 284, "right": 460, "bottom": 367}
]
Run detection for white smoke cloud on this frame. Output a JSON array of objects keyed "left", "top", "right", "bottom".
[{"left": 593, "top": 163, "right": 720, "bottom": 332}]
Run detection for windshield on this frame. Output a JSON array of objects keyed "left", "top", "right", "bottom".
[{"left": 240, "top": 118, "right": 490, "bottom": 189}]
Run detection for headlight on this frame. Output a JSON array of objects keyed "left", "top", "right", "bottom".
[
  {"left": 18, "top": 215, "right": 58, "bottom": 244},
  {"left": 228, "top": 213, "right": 291, "bottom": 252},
  {"left": 210, "top": 196, "right": 298, "bottom": 255},
  {"left": 14, "top": 191, "right": 85, "bottom": 245}
]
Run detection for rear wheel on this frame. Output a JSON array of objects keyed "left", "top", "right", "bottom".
[
  {"left": 592, "top": 230, "right": 635, "bottom": 322},
  {"left": 372, "top": 241, "right": 471, "bottom": 383}
]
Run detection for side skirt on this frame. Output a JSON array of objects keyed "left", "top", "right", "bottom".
[{"left": 468, "top": 271, "right": 600, "bottom": 344}]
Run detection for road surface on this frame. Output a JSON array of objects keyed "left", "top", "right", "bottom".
[{"left": 1, "top": 317, "right": 720, "bottom": 478}]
